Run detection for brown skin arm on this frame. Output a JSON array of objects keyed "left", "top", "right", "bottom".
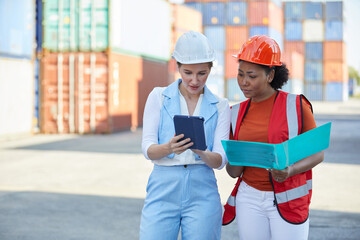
[
  {"left": 270, "top": 150, "right": 324, "bottom": 183},
  {"left": 226, "top": 163, "right": 245, "bottom": 178}
]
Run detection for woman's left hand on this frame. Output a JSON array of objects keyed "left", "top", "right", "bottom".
[{"left": 268, "top": 166, "right": 292, "bottom": 183}]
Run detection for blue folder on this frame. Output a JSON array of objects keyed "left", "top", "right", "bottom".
[{"left": 221, "top": 122, "right": 331, "bottom": 169}]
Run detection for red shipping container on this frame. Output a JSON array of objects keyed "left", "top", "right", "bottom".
[
  {"left": 323, "top": 41, "right": 346, "bottom": 61},
  {"left": 225, "top": 50, "right": 239, "bottom": 79},
  {"left": 284, "top": 41, "right": 305, "bottom": 56},
  {"left": 323, "top": 60, "right": 348, "bottom": 83},
  {"left": 226, "top": 26, "right": 249, "bottom": 51},
  {"left": 248, "top": 1, "right": 283, "bottom": 33}
]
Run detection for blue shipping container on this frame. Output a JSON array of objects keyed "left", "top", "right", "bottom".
[
  {"left": 305, "top": 61, "right": 323, "bottom": 82},
  {"left": 36, "top": 0, "right": 43, "bottom": 52},
  {"left": 204, "top": 26, "right": 226, "bottom": 51},
  {"left": 325, "top": 1, "right": 343, "bottom": 20},
  {"left": 227, "top": 78, "right": 246, "bottom": 102},
  {"left": 203, "top": 2, "right": 226, "bottom": 26},
  {"left": 211, "top": 50, "right": 225, "bottom": 77},
  {"left": 285, "top": 21, "right": 302, "bottom": 41},
  {"left": 34, "top": 59, "right": 39, "bottom": 127},
  {"left": 305, "top": 83, "right": 323, "bottom": 101},
  {"left": 284, "top": 2, "right": 303, "bottom": 20},
  {"left": 305, "top": 42, "right": 323, "bottom": 60},
  {"left": 226, "top": 2, "right": 247, "bottom": 26},
  {"left": 325, "top": 20, "right": 343, "bottom": 40},
  {"left": 184, "top": 2, "right": 202, "bottom": 13},
  {"left": 325, "top": 82, "right": 347, "bottom": 101},
  {"left": 249, "top": 26, "right": 283, "bottom": 51},
  {"left": 0, "top": 0, "right": 35, "bottom": 59},
  {"left": 305, "top": 2, "right": 323, "bottom": 19}
]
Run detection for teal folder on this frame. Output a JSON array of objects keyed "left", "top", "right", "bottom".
[{"left": 221, "top": 122, "right": 331, "bottom": 170}]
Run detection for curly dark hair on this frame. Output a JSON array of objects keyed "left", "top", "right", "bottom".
[{"left": 259, "top": 63, "right": 289, "bottom": 90}]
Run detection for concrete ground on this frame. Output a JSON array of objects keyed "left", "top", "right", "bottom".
[{"left": 0, "top": 98, "right": 360, "bottom": 239}]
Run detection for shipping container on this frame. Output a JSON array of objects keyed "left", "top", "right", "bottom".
[
  {"left": 304, "top": 61, "right": 323, "bottom": 82},
  {"left": 36, "top": 0, "right": 43, "bottom": 53},
  {"left": 0, "top": 0, "right": 35, "bottom": 59},
  {"left": 34, "top": 59, "right": 40, "bottom": 130},
  {"left": 207, "top": 76, "right": 225, "bottom": 98},
  {"left": 305, "top": 83, "right": 323, "bottom": 101},
  {"left": 248, "top": 1, "right": 283, "bottom": 33},
  {"left": 184, "top": 2, "right": 202, "bottom": 13},
  {"left": 325, "top": 1, "right": 343, "bottom": 20},
  {"left": 226, "top": 1, "right": 247, "bottom": 26},
  {"left": 203, "top": 2, "right": 226, "bottom": 25},
  {"left": 303, "top": 20, "right": 324, "bottom": 42},
  {"left": 323, "top": 61, "right": 348, "bottom": 83},
  {"left": 281, "top": 78, "right": 304, "bottom": 95},
  {"left": 304, "top": 2, "right": 322, "bottom": 19},
  {"left": 210, "top": 50, "right": 225, "bottom": 77},
  {"left": 226, "top": 78, "right": 246, "bottom": 102},
  {"left": 284, "top": 41, "right": 305, "bottom": 56},
  {"left": 226, "top": 26, "right": 249, "bottom": 51},
  {"left": 324, "top": 41, "right": 346, "bottom": 61},
  {"left": 284, "top": 21, "right": 302, "bottom": 41},
  {"left": 171, "top": 4, "right": 202, "bottom": 34},
  {"left": 325, "top": 82, "right": 348, "bottom": 101},
  {"left": 305, "top": 42, "right": 323, "bottom": 60},
  {"left": 284, "top": 2, "right": 303, "bottom": 20},
  {"left": 325, "top": 20, "right": 343, "bottom": 41},
  {"left": 282, "top": 51, "right": 304, "bottom": 80},
  {"left": 249, "top": 26, "right": 283, "bottom": 50},
  {"left": 204, "top": 26, "right": 226, "bottom": 51},
  {"left": 0, "top": 57, "right": 34, "bottom": 136},
  {"left": 225, "top": 50, "right": 239, "bottom": 79}
]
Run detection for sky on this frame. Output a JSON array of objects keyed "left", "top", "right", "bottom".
[{"left": 169, "top": 0, "right": 360, "bottom": 73}]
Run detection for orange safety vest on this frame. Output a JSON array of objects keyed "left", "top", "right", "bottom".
[{"left": 223, "top": 91, "right": 313, "bottom": 225}]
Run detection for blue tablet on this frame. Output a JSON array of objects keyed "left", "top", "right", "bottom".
[{"left": 173, "top": 115, "right": 207, "bottom": 151}]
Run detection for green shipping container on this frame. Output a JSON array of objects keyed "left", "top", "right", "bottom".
[{"left": 42, "top": 0, "right": 108, "bottom": 52}]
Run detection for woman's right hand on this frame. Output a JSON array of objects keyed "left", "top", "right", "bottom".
[{"left": 169, "top": 134, "right": 194, "bottom": 155}]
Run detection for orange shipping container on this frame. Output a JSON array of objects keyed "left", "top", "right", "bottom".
[
  {"left": 248, "top": 1, "right": 283, "bottom": 33},
  {"left": 226, "top": 26, "right": 249, "bottom": 51},
  {"left": 284, "top": 41, "right": 305, "bottom": 56},
  {"left": 323, "top": 41, "right": 346, "bottom": 61},
  {"left": 282, "top": 51, "right": 304, "bottom": 80},
  {"left": 323, "top": 60, "right": 348, "bottom": 83},
  {"left": 225, "top": 50, "right": 239, "bottom": 79}
]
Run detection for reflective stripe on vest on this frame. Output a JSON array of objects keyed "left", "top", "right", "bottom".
[
  {"left": 231, "top": 103, "right": 240, "bottom": 137},
  {"left": 275, "top": 179, "right": 313, "bottom": 204},
  {"left": 286, "top": 94, "right": 299, "bottom": 139},
  {"left": 226, "top": 195, "right": 236, "bottom": 207}
]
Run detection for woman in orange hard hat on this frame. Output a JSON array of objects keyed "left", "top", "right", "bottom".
[{"left": 222, "top": 35, "right": 324, "bottom": 240}]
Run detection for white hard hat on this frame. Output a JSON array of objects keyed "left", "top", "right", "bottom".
[{"left": 172, "top": 31, "right": 216, "bottom": 64}]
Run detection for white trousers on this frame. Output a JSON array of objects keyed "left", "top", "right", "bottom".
[{"left": 236, "top": 181, "right": 309, "bottom": 240}]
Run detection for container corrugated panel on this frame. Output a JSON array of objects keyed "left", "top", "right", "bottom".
[
  {"left": 305, "top": 42, "right": 323, "bottom": 60},
  {"left": 303, "top": 20, "right": 324, "bottom": 42},
  {"left": 248, "top": 1, "right": 283, "bottom": 33},
  {"left": 282, "top": 51, "right": 304, "bottom": 80},
  {"left": 249, "top": 26, "right": 283, "bottom": 51},
  {"left": 210, "top": 50, "right": 225, "bottom": 77},
  {"left": 34, "top": 59, "right": 40, "bottom": 129},
  {"left": 305, "top": 83, "right": 323, "bottom": 101},
  {"left": 0, "top": 0, "right": 35, "bottom": 59},
  {"left": 325, "top": 1, "right": 343, "bottom": 20},
  {"left": 325, "top": 82, "right": 348, "bottom": 101},
  {"left": 325, "top": 20, "right": 343, "bottom": 41},
  {"left": 324, "top": 41, "right": 346, "bottom": 61},
  {"left": 304, "top": 61, "right": 323, "bottom": 82},
  {"left": 204, "top": 26, "right": 226, "bottom": 51},
  {"left": 42, "top": 0, "right": 108, "bottom": 52},
  {"left": 304, "top": 2, "right": 323, "bottom": 19},
  {"left": 323, "top": 61, "right": 348, "bottom": 83},
  {"left": 184, "top": 2, "right": 202, "bottom": 13},
  {"left": 284, "top": 41, "right": 305, "bottom": 56},
  {"left": 36, "top": 0, "right": 43, "bottom": 53},
  {"left": 225, "top": 50, "right": 239, "bottom": 79},
  {"left": 203, "top": 2, "right": 226, "bottom": 26},
  {"left": 0, "top": 58, "right": 34, "bottom": 136},
  {"left": 110, "top": 0, "right": 171, "bottom": 61},
  {"left": 284, "top": 2, "right": 303, "bottom": 20},
  {"left": 226, "top": 1, "right": 247, "bottom": 26},
  {"left": 226, "top": 26, "right": 249, "bottom": 51},
  {"left": 172, "top": 4, "right": 202, "bottom": 33},
  {"left": 207, "top": 76, "right": 225, "bottom": 98},
  {"left": 284, "top": 21, "right": 302, "bottom": 41},
  {"left": 226, "top": 78, "right": 246, "bottom": 102}
]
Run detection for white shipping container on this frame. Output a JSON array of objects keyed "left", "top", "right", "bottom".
[
  {"left": 0, "top": 57, "right": 34, "bottom": 136},
  {"left": 111, "top": 0, "right": 171, "bottom": 61},
  {"left": 303, "top": 20, "right": 324, "bottom": 42}
]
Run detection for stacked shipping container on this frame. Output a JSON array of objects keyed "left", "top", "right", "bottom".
[
  {"left": 37, "top": 0, "right": 172, "bottom": 133},
  {"left": 284, "top": 1, "right": 347, "bottom": 101},
  {"left": 0, "top": 0, "right": 36, "bottom": 137},
  {"left": 185, "top": 0, "right": 284, "bottom": 102}
]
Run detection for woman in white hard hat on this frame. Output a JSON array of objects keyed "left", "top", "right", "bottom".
[{"left": 140, "top": 31, "right": 230, "bottom": 240}]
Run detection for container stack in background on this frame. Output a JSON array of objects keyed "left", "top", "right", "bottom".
[
  {"left": 0, "top": 0, "right": 36, "bottom": 137},
  {"left": 36, "top": 0, "right": 172, "bottom": 134},
  {"left": 283, "top": 0, "right": 347, "bottom": 101},
  {"left": 184, "top": 0, "right": 283, "bottom": 102}
]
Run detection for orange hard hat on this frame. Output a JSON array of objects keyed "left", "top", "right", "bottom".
[{"left": 234, "top": 35, "right": 282, "bottom": 67}]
